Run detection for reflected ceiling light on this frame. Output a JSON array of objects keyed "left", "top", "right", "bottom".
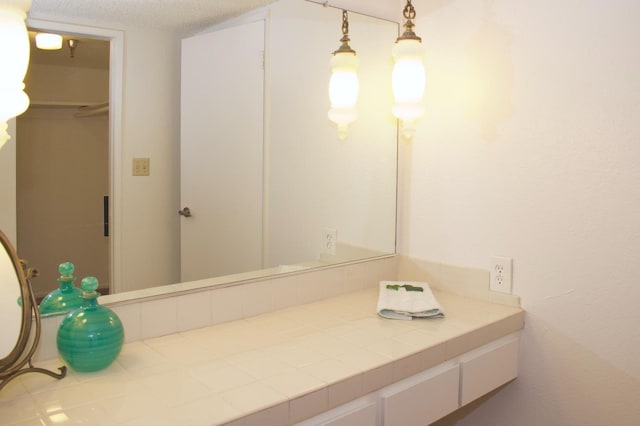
[
  {"left": 328, "top": 10, "right": 359, "bottom": 141},
  {"left": 392, "top": 0, "right": 425, "bottom": 140},
  {"left": 35, "top": 32, "right": 63, "bottom": 50},
  {"left": 0, "top": 0, "right": 32, "bottom": 150}
]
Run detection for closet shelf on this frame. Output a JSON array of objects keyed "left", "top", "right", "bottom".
[
  {"left": 74, "top": 102, "right": 109, "bottom": 118},
  {"left": 28, "top": 101, "right": 110, "bottom": 117}
]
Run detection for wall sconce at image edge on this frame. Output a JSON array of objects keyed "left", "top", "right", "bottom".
[
  {"left": 0, "top": 0, "right": 32, "bottom": 150},
  {"left": 328, "top": 10, "right": 359, "bottom": 141},
  {"left": 392, "top": 0, "right": 425, "bottom": 140}
]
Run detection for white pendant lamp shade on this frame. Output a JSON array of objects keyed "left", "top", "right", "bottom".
[
  {"left": 392, "top": 0, "right": 425, "bottom": 140},
  {"left": 0, "top": 0, "right": 32, "bottom": 149},
  {"left": 35, "top": 32, "right": 63, "bottom": 50},
  {"left": 328, "top": 52, "right": 359, "bottom": 140},
  {"left": 328, "top": 10, "right": 359, "bottom": 140},
  {"left": 392, "top": 38, "right": 425, "bottom": 136}
]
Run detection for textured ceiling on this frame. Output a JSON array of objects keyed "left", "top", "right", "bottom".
[{"left": 29, "top": 0, "right": 279, "bottom": 32}]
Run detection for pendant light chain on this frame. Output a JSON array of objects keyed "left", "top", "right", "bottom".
[
  {"left": 398, "top": 0, "right": 422, "bottom": 42},
  {"left": 333, "top": 10, "right": 355, "bottom": 55},
  {"left": 342, "top": 10, "right": 349, "bottom": 39},
  {"left": 404, "top": 0, "right": 417, "bottom": 21}
]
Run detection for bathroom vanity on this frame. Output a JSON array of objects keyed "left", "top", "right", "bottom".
[
  {"left": 1, "top": 275, "right": 523, "bottom": 425},
  {"left": 1, "top": 0, "right": 523, "bottom": 423}
]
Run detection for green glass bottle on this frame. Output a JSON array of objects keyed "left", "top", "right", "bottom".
[
  {"left": 57, "top": 276, "right": 124, "bottom": 372},
  {"left": 39, "top": 262, "right": 83, "bottom": 315}
]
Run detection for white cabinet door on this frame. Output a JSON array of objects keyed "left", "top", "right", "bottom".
[
  {"left": 381, "top": 362, "right": 460, "bottom": 426},
  {"left": 180, "top": 20, "right": 265, "bottom": 282},
  {"left": 460, "top": 333, "right": 520, "bottom": 406}
]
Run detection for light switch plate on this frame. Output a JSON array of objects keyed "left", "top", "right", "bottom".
[{"left": 132, "top": 158, "right": 150, "bottom": 176}]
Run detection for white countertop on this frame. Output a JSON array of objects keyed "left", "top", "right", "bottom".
[{"left": 0, "top": 287, "right": 524, "bottom": 425}]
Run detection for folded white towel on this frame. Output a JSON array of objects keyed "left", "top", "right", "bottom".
[{"left": 377, "top": 281, "right": 445, "bottom": 320}]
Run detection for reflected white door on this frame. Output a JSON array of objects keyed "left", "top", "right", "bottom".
[{"left": 180, "top": 20, "right": 265, "bottom": 282}]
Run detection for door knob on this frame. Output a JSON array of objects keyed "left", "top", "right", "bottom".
[{"left": 178, "top": 207, "right": 192, "bottom": 217}]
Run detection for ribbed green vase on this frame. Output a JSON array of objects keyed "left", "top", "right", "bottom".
[
  {"left": 39, "top": 262, "right": 83, "bottom": 315},
  {"left": 57, "top": 276, "right": 124, "bottom": 372}
]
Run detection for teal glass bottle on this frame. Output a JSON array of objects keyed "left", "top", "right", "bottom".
[
  {"left": 39, "top": 262, "right": 83, "bottom": 315},
  {"left": 57, "top": 277, "right": 124, "bottom": 372}
]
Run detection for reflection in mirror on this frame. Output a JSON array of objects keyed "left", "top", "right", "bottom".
[
  {"left": 180, "top": 0, "right": 398, "bottom": 283},
  {"left": 0, "top": 230, "right": 66, "bottom": 391},
  {"left": 18, "top": 32, "right": 110, "bottom": 301},
  {"left": 16, "top": 0, "right": 398, "bottom": 311}
]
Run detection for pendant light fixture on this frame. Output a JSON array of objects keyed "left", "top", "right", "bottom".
[
  {"left": 0, "top": 0, "right": 32, "bottom": 149},
  {"left": 392, "top": 0, "right": 425, "bottom": 140},
  {"left": 328, "top": 10, "right": 359, "bottom": 140}
]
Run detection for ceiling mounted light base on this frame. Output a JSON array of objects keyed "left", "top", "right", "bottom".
[{"left": 35, "top": 33, "right": 63, "bottom": 50}]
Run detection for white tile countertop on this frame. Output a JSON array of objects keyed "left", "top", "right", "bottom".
[{"left": 0, "top": 287, "right": 524, "bottom": 425}]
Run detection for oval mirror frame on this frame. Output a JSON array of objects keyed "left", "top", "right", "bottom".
[
  {"left": 0, "top": 230, "right": 32, "bottom": 370},
  {"left": 0, "top": 229, "right": 66, "bottom": 392}
]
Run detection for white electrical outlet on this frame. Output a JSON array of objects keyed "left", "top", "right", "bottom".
[
  {"left": 490, "top": 256, "right": 513, "bottom": 294},
  {"left": 323, "top": 227, "right": 337, "bottom": 255}
]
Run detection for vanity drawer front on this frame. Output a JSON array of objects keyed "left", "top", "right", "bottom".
[
  {"left": 295, "top": 399, "right": 377, "bottom": 426},
  {"left": 380, "top": 362, "right": 460, "bottom": 426},
  {"left": 320, "top": 401, "right": 377, "bottom": 426},
  {"left": 460, "top": 334, "right": 520, "bottom": 406}
]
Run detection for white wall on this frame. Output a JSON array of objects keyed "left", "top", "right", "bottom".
[
  {"left": 401, "top": 0, "right": 640, "bottom": 424},
  {"left": 25, "top": 64, "right": 108, "bottom": 103},
  {"left": 17, "top": 108, "right": 110, "bottom": 296}
]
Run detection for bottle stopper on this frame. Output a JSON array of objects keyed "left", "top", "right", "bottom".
[
  {"left": 59, "top": 262, "right": 75, "bottom": 279},
  {"left": 81, "top": 276, "right": 99, "bottom": 296}
]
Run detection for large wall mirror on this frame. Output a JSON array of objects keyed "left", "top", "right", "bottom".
[{"left": 6, "top": 0, "right": 398, "bottom": 310}]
